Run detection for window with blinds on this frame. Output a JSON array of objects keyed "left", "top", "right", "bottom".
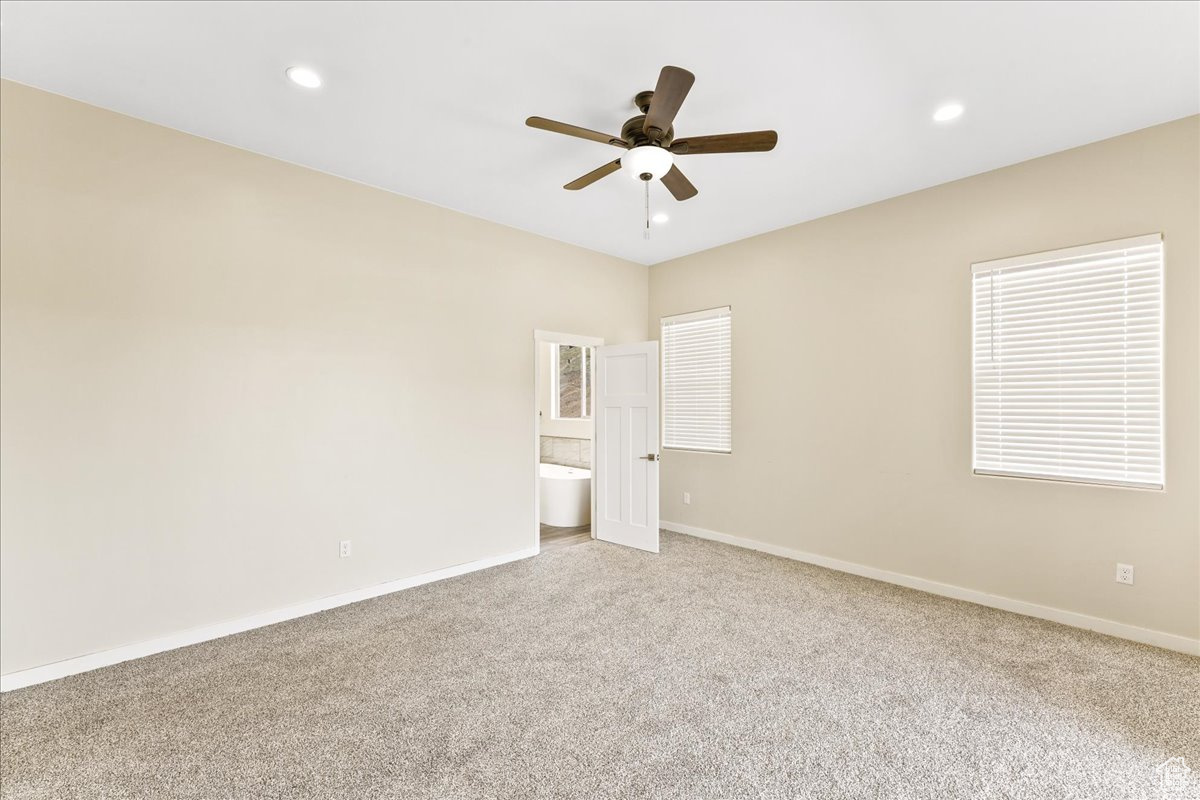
[
  {"left": 662, "top": 306, "right": 732, "bottom": 453},
  {"left": 971, "top": 234, "right": 1163, "bottom": 489}
]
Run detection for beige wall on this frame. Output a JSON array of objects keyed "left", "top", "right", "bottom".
[
  {"left": 649, "top": 116, "right": 1200, "bottom": 642},
  {"left": 0, "top": 81, "right": 647, "bottom": 675}
]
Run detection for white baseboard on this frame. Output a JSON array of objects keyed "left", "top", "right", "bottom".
[
  {"left": 662, "top": 521, "right": 1200, "bottom": 657},
  {"left": 0, "top": 545, "right": 539, "bottom": 693}
]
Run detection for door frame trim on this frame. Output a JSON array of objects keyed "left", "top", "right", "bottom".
[{"left": 533, "top": 330, "right": 604, "bottom": 554}]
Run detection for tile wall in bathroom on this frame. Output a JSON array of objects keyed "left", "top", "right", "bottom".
[{"left": 539, "top": 436, "right": 592, "bottom": 469}]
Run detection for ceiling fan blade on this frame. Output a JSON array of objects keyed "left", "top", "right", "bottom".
[
  {"left": 526, "top": 117, "right": 628, "bottom": 148},
  {"left": 564, "top": 159, "right": 623, "bottom": 190},
  {"left": 660, "top": 164, "right": 698, "bottom": 201},
  {"left": 643, "top": 66, "right": 695, "bottom": 142},
  {"left": 670, "top": 130, "right": 778, "bottom": 155}
]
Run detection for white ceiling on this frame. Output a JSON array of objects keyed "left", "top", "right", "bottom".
[{"left": 2, "top": 1, "right": 1197, "bottom": 265}]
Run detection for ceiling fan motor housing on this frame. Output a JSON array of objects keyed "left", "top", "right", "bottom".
[{"left": 621, "top": 112, "right": 674, "bottom": 148}]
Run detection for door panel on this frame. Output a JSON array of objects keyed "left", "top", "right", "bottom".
[
  {"left": 594, "top": 342, "right": 659, "bottom": 553},
  {"left": 630, "top": 406, "right": 648, "bottom": 527},
  {"left": 602, "top": 406, "right": 622, "bottom": 521}
]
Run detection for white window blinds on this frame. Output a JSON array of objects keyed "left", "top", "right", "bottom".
[
  {"left": 972, "top": 234, "right": 1164, "bottom": 489},
  {"left": 662, "top": 306, "right": 732, "bottom": 453}
]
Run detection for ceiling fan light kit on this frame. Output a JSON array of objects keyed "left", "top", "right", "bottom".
[
  {"left": 526, "top": 65, "right": 778, "bottom": 238},
  {"left": 622, "top": 146, "right": 673, "bottom": 182}
]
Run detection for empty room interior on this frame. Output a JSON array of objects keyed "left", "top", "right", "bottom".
[{"left": 1, "top": 1, "right": 1198, "bottom": 798}]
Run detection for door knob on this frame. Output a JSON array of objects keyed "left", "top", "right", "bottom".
[{"left": 639, "top": 453, "right": 659, "bottom": 462}]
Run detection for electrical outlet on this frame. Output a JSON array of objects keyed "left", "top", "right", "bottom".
[
  {"left": 683, "top": 492, "right": 691, "bottom": 505},
  {"left": 1115, "top": 563, "right": 1134, "bottom": 585},
  {"left": 340, "top": 540, "right": 352, "bottom": 559}
]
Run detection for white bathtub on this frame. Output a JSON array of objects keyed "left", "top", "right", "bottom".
[{"left": 539, "top": 463, "right": 591, "bottom": 527}]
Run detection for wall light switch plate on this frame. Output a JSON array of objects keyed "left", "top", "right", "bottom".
[
  {"left": 1115, "top": 563, "right": 1134, "bottom": 585},
  {"left": 340, "top": 540, "right": 352, "bottom": 559},
  {"left": 683, "top": 492, "right": 691, "bottom": 505}
]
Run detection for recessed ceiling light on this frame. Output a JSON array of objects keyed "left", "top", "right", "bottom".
[
  {"left": 286, "top": 66, "right": 322, "bottom": 89},
  {"left": 652, "top": 213, "right": 669, "bottom": 224},
  {"left": 933, "top": 102, "right": 964, "bottom": 123}
]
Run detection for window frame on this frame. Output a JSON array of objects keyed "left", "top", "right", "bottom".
[
  {"left": 661, "top": 305, "right": 733, "bottom": 455},
  {"left": 551, "top": 343, "right": 591, "bottom": 421},
  {"left": 970, "top": 233, "right": 1165, "bottom": 491}
]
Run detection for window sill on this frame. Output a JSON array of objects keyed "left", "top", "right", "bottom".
[{"left": 972, "top": 469, "right": 1164, "bottom": 492}]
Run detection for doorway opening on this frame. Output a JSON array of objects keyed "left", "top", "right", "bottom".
[{"left": 533, "top": 330, "right": 602, "bottom": 553}]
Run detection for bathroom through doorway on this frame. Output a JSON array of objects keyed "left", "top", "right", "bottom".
[{"left": 533, "top": 330, "right": 602, "bottom": 553}]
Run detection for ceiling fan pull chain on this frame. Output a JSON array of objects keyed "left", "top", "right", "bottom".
[{"left": 644, "top": 179, "right": 650, "bottom": 240}]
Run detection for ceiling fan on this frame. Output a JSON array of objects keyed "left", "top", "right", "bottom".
[{"left": 526, "top": 65, "right": 778, "bottom": 202}]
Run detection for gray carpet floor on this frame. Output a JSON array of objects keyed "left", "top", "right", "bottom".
[{"left": 2, "top": 532, "right": 1197, "bottom": 799}]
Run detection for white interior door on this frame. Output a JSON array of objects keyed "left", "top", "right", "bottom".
[{"left": 594, "top": 342, "right": 660, "bottom": 553}]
